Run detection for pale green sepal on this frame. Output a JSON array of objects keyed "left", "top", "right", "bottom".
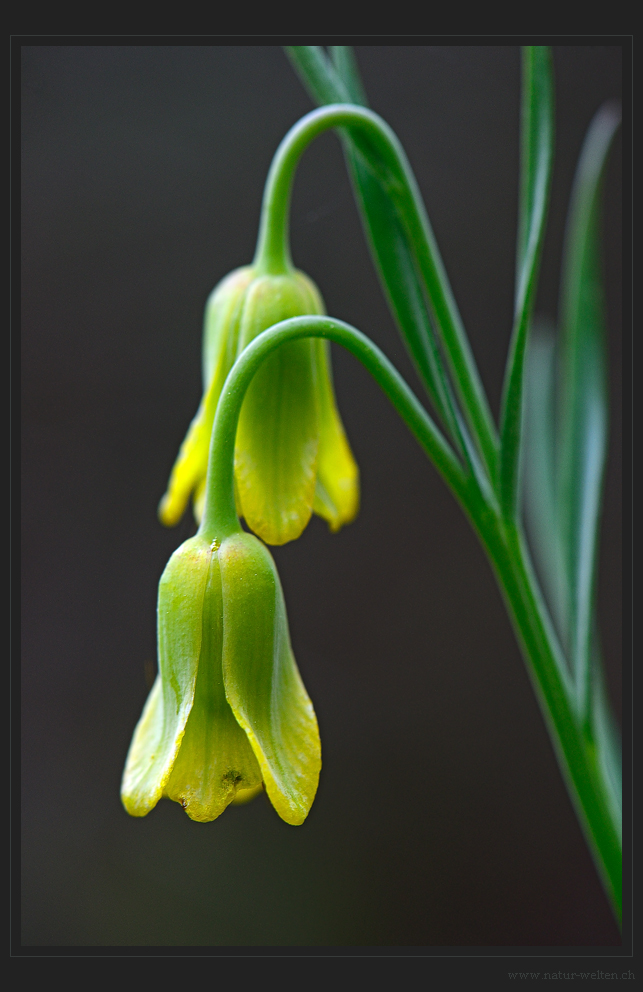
[
  {"left": 163, "top": 550, "right": 262, "bottom": 821},
  {"left": 234, "top": 273, "right": 321, "bottom": 545},
  {"left": 121, "top": 535, "right": 211, "bottom": 816},
  {"left": 218, "top": 533, "right": 321, "bottom": 825}
]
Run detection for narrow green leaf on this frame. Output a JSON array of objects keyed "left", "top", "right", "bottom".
[
  {"left": 523, "top": 321, "right": 569, "bottom": 649},
  {"left": 345, "top": 146, "right": 467, "bottom": 454},
  {"left": 557, "top": 102, "right": 621, "bottom": 722},
  {"left": 499, "top": 46, "right": 554, "bottom": 522},
  {"left": 285, "top": 46, "right": 349, "bottom": 106},
  {"left": 591, "top": 634, "right": 622, "bottom": 840}
]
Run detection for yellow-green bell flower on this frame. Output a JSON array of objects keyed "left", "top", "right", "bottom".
[
  {"left": 121, "top": 530, "right": 321, "bottom": 824},
  {"left": 158, "top": 104, "right": 363, "bottom": 545},
  {"left": 158, "top": 265, "right": 359, "bottom": 545}
]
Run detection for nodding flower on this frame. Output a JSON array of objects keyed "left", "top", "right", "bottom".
[
  {"left": 121, "top": 529, "right": 321, "bottom": 825},
  {"left": 158, "top": 265, "right": 359, "bottom": 545}
]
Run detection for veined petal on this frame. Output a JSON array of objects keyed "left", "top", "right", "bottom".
[
  {"left": 158, "top": 267, "right": 254, "bottom": 527},
  {"left": 312, "top": 339, "right": 360, "bottom": 531},
  {"left": 121, "top": 536, "right": 211, "bottom": 816},
  {"left": 163, "top": 550, "right": 262, "bottom": 821},
  {"left": 219, "top": 533, "right": 321, "bottom": 826},
  {"left": 120, "top": 673, "right": 165, "bottom": 814},
  {"left": 234, "top": 274, "right": 321, "bottom": 545},
  {"left": 293, "top": 274, "right": 359, "bottom": 532},
  {"left": 202, "top": 266, "right": 255, "bottom": 392}
]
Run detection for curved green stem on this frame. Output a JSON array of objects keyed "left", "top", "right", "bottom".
[
  {"left": 286, "top": 50, "right": 467, "bottom": 460},
  {"left": 253, "top": 105, "right": 498, "bottom": 490},
  {"left": 198, "top": 315, "right": 467, "bottom": 543},
  {"left": 197, "top": 315, "right": 620, "bottom": 924}
]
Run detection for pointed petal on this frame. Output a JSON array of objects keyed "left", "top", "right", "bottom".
[
  {"left": 163, "top": 550, "right": 262, "bottom": 821},
  {"left": 312, "top": 339, "right": 359, "bottom": 531},
  {"left": 234, "top": 274, "right": 320, "bottom": 545},
  {"left": 219, "top": 533, "right": 321, "bottom": 825},
  {"left": 157, "top": 398, "right": 212, "bottom": 527},
  {"left": 293, "top": 275, "right": 359, "bottom": 531},
  {"left": 121, "top": 536, "right": 211, "bottom": 816},
  {"left": 120, "top": 673, "right": 165, "bottom": 816}
]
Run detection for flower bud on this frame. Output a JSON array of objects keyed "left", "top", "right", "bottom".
[
  {"left": 121, "top": 531, "right": 321, "bottom": 825},
  {"left": 159, "top": 266, "right": 359, "bottom": 544}
]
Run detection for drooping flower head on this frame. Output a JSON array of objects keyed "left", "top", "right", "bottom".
[
  {"left": 158, "top": 265, "right": 359, "bottom": 545},
  {"left": 121, "top": 530, "right": 321, "bottom": 824}
]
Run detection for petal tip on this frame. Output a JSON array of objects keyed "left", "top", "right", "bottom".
[{"left": 158, "top": 492, "right": 182, "bottom": 527}]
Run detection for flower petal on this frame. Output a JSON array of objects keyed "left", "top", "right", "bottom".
[
  {"left": 158, "top": 267, "right": 254, "bottom": 527},
  {"left": 218, "top": 533, "right": 321, "bottom": 826},
  {"left": 312, "top": 339, "right": 360, "bottom": 531},
  {"left": 234, "top": 274, "right": 321, "bottom": 545},
  {"left": 202, "top": 267, "right": 255, "bottom": 391},
  {"left": 163, "top": 550, "right": 262, "bottom": 821},
  {"left": 121, "top": 536, "right": 211, "bottom": 816}
]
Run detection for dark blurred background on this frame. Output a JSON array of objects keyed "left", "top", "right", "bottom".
[{"left": 21, "top": 44, "right": 623, "bottom": 947}]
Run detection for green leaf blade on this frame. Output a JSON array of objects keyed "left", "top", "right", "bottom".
[
  {"left": 523, "top": 321, "right": 569, "bottom": 646},
  {"left": 557, "top": 102, "right": 621, "bottom": 720},
  {"left": 345, "top": 147, "right": 466, "bottom": 450},
  {"left": 285, "top": 46, "right": 350, "bottom": 106},
  {"left": 500, "top": 46, "right": 555, "bottom": 522},
  {"left": 330, "top": 46, "right": 369, "bottom": 106}
]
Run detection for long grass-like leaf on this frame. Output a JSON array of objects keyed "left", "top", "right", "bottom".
[
  {"left": 523, "top": 322, "right": 569, "bottom": 649},
  {"left": 557, "top": 102, "right": 620, "bottom": 722},
  {"left": 499, "top": 47, "right": 554, "bottom": 522},
  {"left": 591, "top": 634, "right": 622, "bottom": 840},
  {"left": 285, "top": 45, "right": 347, "bottom": 107},
  {"left": 330, "top": 46, "right": 368, "bottom": 106}
]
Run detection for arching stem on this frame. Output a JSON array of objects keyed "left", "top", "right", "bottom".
[
  {"left": 252, "top": 106, "right": 498, "bottom": 493},
  {"left": 197, "top": 315, "right": 621, "bottom": 923},
  {"left": 197, "top": 315, "right": 466, "bottom": 545}
]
